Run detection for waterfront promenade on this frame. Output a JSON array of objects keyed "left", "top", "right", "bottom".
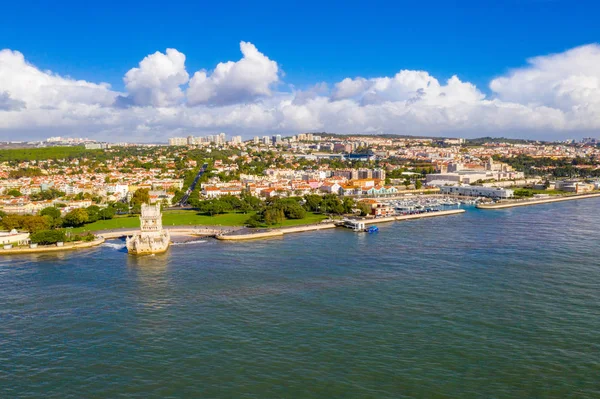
[
  {"left": 0, "top": 209, "right": 466, "bottom": 253},
  {"left": 0, "top": 237, "right": 105, "bottom": 255},
  {"left": 217, "top": 209, "right": 465, "bottom": 241},
  {"left": 477, "top": 192, "right": 600, "bottom": 209}
]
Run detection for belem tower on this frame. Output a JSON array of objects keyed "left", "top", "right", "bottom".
[{"left": 126, "top": 203, "right": 171, "bottom": 255}]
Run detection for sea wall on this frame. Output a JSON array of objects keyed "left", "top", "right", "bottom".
[
  {"left": 217, "top": 209, "right": 465, "bottom": 241},
  {"left": 0, "top": 237, "right": 105, "bottom": 255},
  {"left": 476, "top": 193, "right": 600, "bottom": 209}
]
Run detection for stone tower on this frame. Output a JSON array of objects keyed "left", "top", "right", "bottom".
[
  {"left": 126, "top": 203, "right": 170, "bottom": 255},
  {"left": 140, "top": 203, "right": 163, "bottom": 234}
]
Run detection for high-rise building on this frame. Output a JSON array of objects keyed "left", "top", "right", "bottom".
[
  {"left": 372, "top": 168, "right": 386, "bottom": 180},
  {"left": 272, "top": 134, "right": 282, "bottom": 146},
  {"left": 169, "top": 137, "right": 188, "bottom": 146}
]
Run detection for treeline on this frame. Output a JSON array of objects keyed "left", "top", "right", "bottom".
[
  {"left": 191, "top": 194, "right": 370, "bottom": 227},
  {"left": 0, "top": 146, "right": 101, "bottom": 162},
  {"left": 8, "top": 168, "right": 44, "bottom": 178},
  {"left": 0, "top": 204, "right": 118, "bottom": 233}
]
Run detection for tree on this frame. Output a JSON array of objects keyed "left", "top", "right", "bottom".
[
  {"left": 64, "top": 208, "right": 89, "bottom": 227},
  {"left": 1, "top": 214, "right": 24, "bottom": 231},
  {"left": 245, "top": 214, "right": 263, "bottom": 228},
  {"left": 357, "top": 202, "right": 372, "bottom": 216},
  {"left": 40, "top": 207, "right": 61, "bottom": 220},
  {"left": 86, "top": 205, "right": 101, "bottom": 223},
  {"left": 284, "top": 203, "right": 306, "bottom": 219},
  {"left": 6, "top": 189, "right": 22, "bottom": 197},
  {"left": 303, "top": 194, "right": 322, "bottom": 212},
  {"left": 131, "top": 188, "right": 150, "bottom": 206},
  {"left": 342, "top": 197, "right": 355, "bottom": 214},
  {"left": 98, "top": 207, "right": 115, "bottom": 220},
  {"left": 30, "top": 230, "right": 67, "bottom": 245},
  {"left": 241, "top": 194, "right": 262, "bottom": 211},
  {"left": 415, "top": 179, "right": 423, "bottom": 190},
  {"left": 321, "top": 194, "right": 344, "bottom": 215},
  {"left": 264, "top": 207, "right": 285, "bottom": 225},
  {"left": 110, "top": 201, "right": 129, "bottom": 214},
  {"left": 198, "top": 199, "right": 230, "bottom": 216},
  {"left": 31, "top": 188, "right": 65, "bottom": 201},
  {"left": 21, "top": 215, "right": 50, "bottom": 233},
  {"left": 171, "top": 190, "right": 185, "bottom": 205}
]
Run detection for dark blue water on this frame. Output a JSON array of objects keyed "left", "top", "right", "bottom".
[{"left": 1, "top": 201, "right": 600, "bottom": 398}]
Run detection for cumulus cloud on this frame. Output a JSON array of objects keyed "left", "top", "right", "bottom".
[
  {"left": 332, "top": 71, "right": 484, "bottom": 106},
  {"left": 187, "top": 41, "right": 279, "bottom": 106},
  {"left": 1, "top": 43, "right": 600, "bottom": 141},
  {"left": 120, "top": 48, "right": 189, "bottom": 107},
  {"left": 0, "top": 49, "right": 116, "bottom": 109},
  {"left": 490, "top": 44, "right": 600, "bottom": 108},
  {"left": 0, "top": 91, "right": 25, "bottom": 111}
]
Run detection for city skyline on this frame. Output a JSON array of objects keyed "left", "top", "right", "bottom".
[{"left": 2, "top": 1, "right": 600, "bottom": 142}]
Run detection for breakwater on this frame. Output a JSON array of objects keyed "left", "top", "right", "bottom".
[{"left": 476, "top": 192, "right": 600, "bottom": 209}]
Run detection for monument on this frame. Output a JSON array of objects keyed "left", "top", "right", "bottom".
[{"left": 126, "top": 203, "right": 170, "bottom": 255}]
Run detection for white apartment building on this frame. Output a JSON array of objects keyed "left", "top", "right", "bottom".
[{"left": 440, "top": 185, "right": 514, "bottom": 199}]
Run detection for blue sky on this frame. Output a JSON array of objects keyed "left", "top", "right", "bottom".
[
  {"left": 4, "top": 0, "right": 597, "bottom": 92},
  {"left": 1, "top": 0, "right": 600, "bottom": 141}
]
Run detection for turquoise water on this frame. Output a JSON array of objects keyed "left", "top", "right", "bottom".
[{"left": 1, "top": 201, "right": 600, "bottom": 398}]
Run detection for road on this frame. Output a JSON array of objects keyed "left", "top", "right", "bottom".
[{"left": 178, "top": 163, "right": 208, "bottom": 206}]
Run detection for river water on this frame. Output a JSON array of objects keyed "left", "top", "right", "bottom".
[{"left": 1, "top": 201, "right": 599, "bottom": 398}]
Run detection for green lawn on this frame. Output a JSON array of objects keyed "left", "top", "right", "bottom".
[
  {"left": 273, "top": 212, "right": 328, "bottom": 227},
  {"left": 514, "top": 188, "right": 566, "bottom": 198},
  {"left": 69, "top": 210, "right": 327, "bottom": 233}
]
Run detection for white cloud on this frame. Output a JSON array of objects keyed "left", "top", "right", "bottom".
[
  {"left": 187, "top": 41, "right": 279, "bottom": 106},
  {"left": 0, "top": 91, "right": 25, "bottom": 111},
  {"left": 1, "top": 43, "right": 600, "bottom": 141},
  {"left": 490, "top": 44, "right": 600, "bottom": 109},
  {"left": 332, "top": 71, "right": 484, "bottom": 106},
  {"left": 121, "top": 48, "right": 189, "bottom": 107},
  {"left": 0, "top": 49, "right": 116, "bottom": 109}
]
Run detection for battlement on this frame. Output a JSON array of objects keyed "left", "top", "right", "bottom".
[
  {"left": 141, "top": 203, "right": 162, "bottom": 217},
  {"left": 127, "top": 203, "right": 170, "bottom": 254}
]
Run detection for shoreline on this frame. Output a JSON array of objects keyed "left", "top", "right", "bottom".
[
  {"left": 0, "top": 237, "right": 105, "bottom": 255},
  {"left": 0, "top": 209, "right": 466, "bottom": 252},
  {"left": 217, "top": 209, "right": 466, "bottom": 241},
  {"left": 476, "top": 192, "right": 600, "bottom": 209},
  {"left": 98, "top": 227, "right": 237, "bottom": 240}
]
